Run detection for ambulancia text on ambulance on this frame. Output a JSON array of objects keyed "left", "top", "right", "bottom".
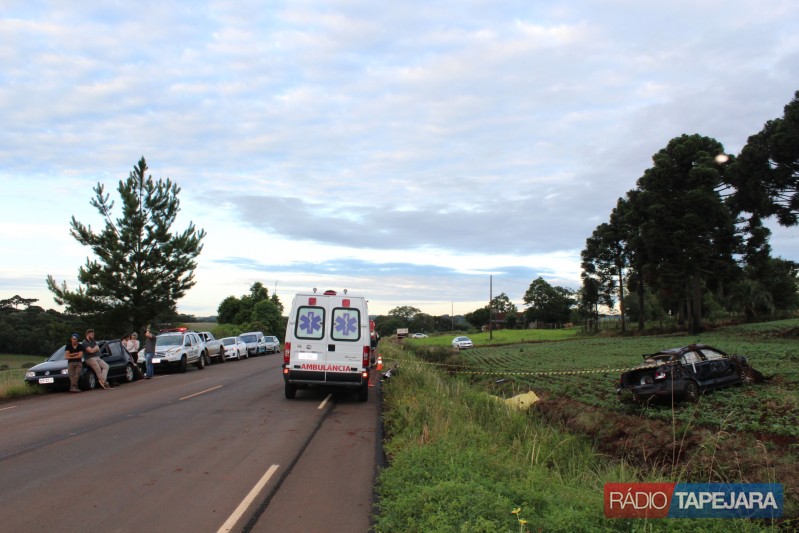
[{"left": 283, "top": 289, "right": 374, "bottom": 401}]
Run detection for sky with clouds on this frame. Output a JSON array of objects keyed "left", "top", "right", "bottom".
[{"left": 1, "top": 1, "right": 798, "bottom": 317}]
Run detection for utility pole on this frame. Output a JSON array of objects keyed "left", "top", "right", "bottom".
[{"left": 489, "top": 275, "right": 493, "bottom": 341}]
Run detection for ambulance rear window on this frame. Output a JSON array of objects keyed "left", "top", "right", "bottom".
[
  {"left": 331, "top": 307, "right": 361, "bottom": 342},
  {"left": 295, "top": 306, "right": 325, "bottom": 340}
]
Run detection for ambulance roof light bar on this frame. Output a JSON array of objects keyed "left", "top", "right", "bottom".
[{"left": 312, "top": 288, "right": 348, "bottom": 295}]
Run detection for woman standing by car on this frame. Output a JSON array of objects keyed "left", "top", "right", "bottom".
[
  {"left": 126, "top": 332, "right": 140, "bottom": 360},
  {"left": 126, "top": 332, "right": 144, "bottom": 379},
  {"left": 130, "top": 332, "right": 140, "bottom": 352}
]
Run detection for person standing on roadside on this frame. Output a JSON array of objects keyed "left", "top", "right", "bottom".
[
  {"left": 124, "top": 331, "right": 145, "bottom": 379},
  {"left": 65, "top": 333, "right": 85, "bottom": 393},
  {"left": 83, "top": 329, "right": 111, "bottom": 389},
  {"left": 143, "top": 328, "right": 156, "bottom": 379},
  {"left": 127, "top": 332, "right": 140, "bottom": 356}
]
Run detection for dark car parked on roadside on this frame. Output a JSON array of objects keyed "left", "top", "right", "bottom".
[
  {"left": 24, "top": 339, "right": 138, "bottom": 391},
  {"left": 616, "top": 344, "right": 762, "bottom": 403}
]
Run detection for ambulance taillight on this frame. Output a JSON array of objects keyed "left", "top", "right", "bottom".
[
  {"left": 284, "top": 342, "right": 291, "bottom": 365},
  {"left": 362, "top": 345, "right": 370, "bottom": 368}
]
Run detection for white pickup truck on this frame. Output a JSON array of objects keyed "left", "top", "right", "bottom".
[
  {"left": 139, "top": 329, "right": 208, "bottom": 373},
  {"left": 198, "top": 331, "right": 226, "bottom": 364}
]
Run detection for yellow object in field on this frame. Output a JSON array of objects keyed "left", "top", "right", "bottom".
[{"left": 504, "top": 391, "right": 540, "bottom": 410}]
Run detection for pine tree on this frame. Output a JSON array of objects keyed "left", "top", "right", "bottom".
[
  {"left": 635, "top": 135, "right": 740, "bottom": 333},
  {"left": 47, "top": 157, "right": 206, "bottom": 335}
]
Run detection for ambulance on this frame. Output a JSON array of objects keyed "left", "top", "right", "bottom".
[{"left": 283, "top": 289, "right": 374, "bottom": 401}]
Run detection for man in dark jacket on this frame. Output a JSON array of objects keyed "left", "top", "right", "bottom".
[{"left": 65, "top": 333, "right": 84, "bottom": 393}]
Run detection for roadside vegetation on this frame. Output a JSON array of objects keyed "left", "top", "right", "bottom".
[
  {"left": 374, "top": 320, "right": 798, "bottom": 531},
  {"left": 0, "top": 354, "right": 46, "bottom": 399},
  {"left": 405, "top": 327, "right": 579, "bottom": 348}
]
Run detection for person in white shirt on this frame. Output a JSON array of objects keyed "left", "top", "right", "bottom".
[{"left": 127, "top": 332, "right": 140, "bottom": 355}]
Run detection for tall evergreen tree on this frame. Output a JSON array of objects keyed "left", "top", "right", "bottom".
[
  {"left": 576, "top": 276, "right": 602, "bottom": 332},
  {"left": 46, "top": 157, "right": 206, "bottom": 334},
  {"left": 727, "top": 91, "right": 799, "bottom": 308},
  {"left": 581, "top": 204, "right": 629, "bottom": 332},
  {"left": 729, "top": 90, "right": 799, "bottom": 226},
  {"left": 635, "top": 134, "right": 740, "bottom": 333},
  {"left": 620, "top": 189, "right": 651, "bottom": 332}
]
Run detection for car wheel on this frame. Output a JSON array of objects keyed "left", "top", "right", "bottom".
[
  {"left": 178, "top": 355, "right": 188, "bottom": 373},
  {"left": 218, "top": 349, "right": 226, "bottom": 364},
  {"left": 740, "top": 367, "right": 756, "bottom": 384},
  {"left": 124, "top": 364, "right": 135, "bottom": 383},
  {"left": 683, "top": 382, "right": 700, "bottom": 403},
  {"left": 81, "top": 370, "right": 97, "bottom": 391},
  {"left": 285, "top": 382, "right": 297, "bottom": 399},
  {"left": 196, "top": 352, "right": 206, "bottom": 370}
]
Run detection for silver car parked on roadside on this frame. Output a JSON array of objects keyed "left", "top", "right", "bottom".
[{"left": 239, "top": 331, "right": 266, "bottom": 356}]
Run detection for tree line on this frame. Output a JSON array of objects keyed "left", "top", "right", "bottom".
[
  {"left": 215, "top": 282, "right": 285, "bottom": 339},
  {"left": 0, "top": 296, "right": 198, "bottom": 356},
  {"left": 580, "top": 91, "right": 799, "bottom": 334},
  {"left": 371, "top": 285, "right": 575, "bottom": 337}
]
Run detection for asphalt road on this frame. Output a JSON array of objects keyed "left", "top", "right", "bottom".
[{"left": 0, "top": 353, "right": 381, "bottom": 533}]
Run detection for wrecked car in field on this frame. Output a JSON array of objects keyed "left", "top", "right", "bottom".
[{"left": 616, "top": 344, "right": 762, "bottom": 403}]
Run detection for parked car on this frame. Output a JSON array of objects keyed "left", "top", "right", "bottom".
[
  {"left": 139, "top": 330, "right": 207, "bottom": 373},
  {"left": 617, "top": 344, "right": 762, "bottom": 403},
  {"left": 25, "top": 340, "right": 138, "bottom": 391},
  {"left": 220, "top": 336, "right": 248, "bottom": 360},
  {"left": 197, "top": 331, "right": 226, "bottom": 364},
  {"left": 411, "top": 333, "right": 428, "bottom": 338},
  {"left": 452, "top": 336, "right": 473, "bottom": 350},
  {"left": 262, "top": 335, "right": 280, "bottom": 354},
  {"left": 240, "top": 331, "right": 266, "bottom": 356}
]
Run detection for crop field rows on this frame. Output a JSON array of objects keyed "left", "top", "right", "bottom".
[
  {"left": 412, "top": 327, "right": 799, "bottom": 438},
  {"left": 395, "top": 320, "right": 799, "bottom": 521},
  {"left": 378, "top": 320, "right": 799, "bottom": 529}
]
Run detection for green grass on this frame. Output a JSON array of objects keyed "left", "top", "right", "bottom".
[
  {"left": 375, "top": 339, "right": 776, "bottom": 532},
  {"left": 404, "top": 327, "right": 579, "bottom": 348},
  {"left": 0, "top": 354, "right": 47, "bottom": 400},
  {"left": 376, "top": 320, "right": 799, "bottom": 530},
  {"left": 183, "top": 322, "right": 217, "bottom": 331},
  {"left": 392, "top": 320, "right": 799, "bottom": 439},
  {"left": 431, "top": 321, "right": 799, "bottom": 438}
]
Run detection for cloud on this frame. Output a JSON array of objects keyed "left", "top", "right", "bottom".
[{"left": 2, "top": 0, "right": 798, "bottom": 316}]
